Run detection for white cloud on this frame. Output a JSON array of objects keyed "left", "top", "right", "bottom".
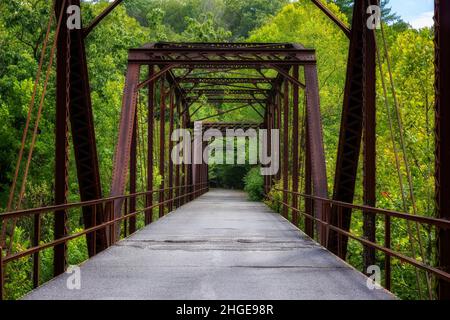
[{"left": 409, "top": 11, "right": 434, "bottom": 29}]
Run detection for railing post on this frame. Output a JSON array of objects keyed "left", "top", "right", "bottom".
[
  {"left": 123, "top": 197, "right": 128, "bottom": 237},
  {"left": 385, "top": 215, "right": 391, "bottom": 291},
  {"left": 337, "top": 206, "right": 344, "bottom": 259},
  {"left": 92, "top": 204, "right": 98, "bottom": 256},
  {"left": 0, "top": 246, "right": 4, "bottom": 300},
  {"left": 33, "top": 213, "right": 41, "bottom": 288}
]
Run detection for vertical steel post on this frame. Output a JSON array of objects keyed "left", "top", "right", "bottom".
[
  {"left": 276, "top": 91, "right": 282, "bottom": 182},
  {"left": 266, "top": 103, "right": 273, "bottom": 195},
  {"left": 363, "top": 0, "right": 377, "bottom": 272},
  {"left": 146, "top": 66, "right": 154, "bottom": 225},
  {"left": 436, "top": 0, "right": 450, "bottom": 300},
  {"left": 54, "top": 0, "right": 69, "bottom": 275},
  {"left": 292, "top": 66, "right": 300, "bottom": 226},
  {"left": 185, "top": 110, "right": 191, "bottom": 203},
  {"left": 305, "top": 120, "right": 314, "bottom": 238},
  {"left": 328, "top": 0, "right": 369, "bottom": 256},
  {"left": 282, "top": 80, "right": 289, "bottom": 219},
  {"left": 110, "top": 63, "right": 140, "bottom": 239},
  {"left": 159, "top": 75, "right": 166, "bottom": 218},
  {"left": 175, "top": 96, "right": 181, "bottom": 208},
  {"left": 263, "top": 110, "right": 269, "bottom": 194},
  {"left": 168, "top": 89, "right": 175, "bottom": 212},
  {"left": 304, "top": 64, "right": 329, "bottom": 245},
  {"left": 129, "top": 113, "right": 137, "bottom": 234},
  {"left": 56, "top": 0, "right": 107, "bottom": 256}
]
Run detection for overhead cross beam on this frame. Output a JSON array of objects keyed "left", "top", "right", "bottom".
[
  {"left": 186, "top": 98, "right": 267, "bottom": 104},
  {"left": 187, "top": 89, "right": 269, "bottom": 95},
  {"left": 179, "top": 77, "right": 275, "bottom": 84}
]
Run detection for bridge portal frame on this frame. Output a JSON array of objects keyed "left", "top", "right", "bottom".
[{"left": 109, "top": 42, "right": 329, "bottom": 243}]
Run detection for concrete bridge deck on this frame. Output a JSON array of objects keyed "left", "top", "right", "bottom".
[{"left": 25, "top": 189, "right": 395, "bottom": 300}]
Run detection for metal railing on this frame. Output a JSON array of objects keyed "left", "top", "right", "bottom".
[
  {"left": 0, "top": 183, "right": 208, "bottom": 300},
  {"left": 269, "top": 188, "right": 450, "bottom": 294}
]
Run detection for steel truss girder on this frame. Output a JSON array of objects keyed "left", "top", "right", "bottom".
[
  {"left": 327, "top": 0, "right": 376, "bottom": 258},
  {"left": 436, "top": 0, "right": 450, "bottom": 300},
  {"left": 55, "top": 0, "right": 107, "bottom": 266},
  {"left": 128, "top": 47, "right": 316, "bottom": 65}
]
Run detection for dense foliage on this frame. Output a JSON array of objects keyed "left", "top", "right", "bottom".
[
  {"left": 243, "top": 167, "right": 264, "bottom": 201},
  {"left": 0, "top": 0, "right": 436, "bottom": 300}
]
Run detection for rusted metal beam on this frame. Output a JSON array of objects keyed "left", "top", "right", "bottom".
[
  {"left": 195, "top": 104, "right": 253, "bottom": 122},
  {"left": 187, "top": 98, "right": 267, "bottom": 104},
  {"left": 292, "top": 66, "right": 300, "bottom": 227},
  {"left": 110, "top": 63, "right": 140, "bottom": 238},
  {"left": 159, "top": 76, "right": 166, "bottom": 218},
  {"left": 55, "top": 0, "right": 107, "bottom": 265},
  {"left": 188, "top": 89, "right": 269, "bottom": 95},
  {"left": 363, "top": 4, "right": 377, "bottom": 271},
  {"left": 305, "top": 120, "right": 314, "bottom": 237},
  {"left": 0, "top": 246, "right": 3, "bottom": 300},
  {"left": 275, "top": 90, "right": 282, "bottom": 182},
  {"left": 268, "top": 65, "right": 306, "bottom": 89},
  {"left": 129, "top": 113, "right": 137, "bottom": 234},
  {"left": 282, "top": 79, "right": 289, "bottom": 219},
  {"left": 304, "top": 63, "right": 329, "bottom": 245},
  {"left": 33, "top": 213, "right": 40, "bottom": 288},
  {"left": 146, "top": 67, "right": 155, "bottom": 225},
  {"left": 328, "top": 0, "right": 368, "bottom": 257},
  {"left": 168, "top": 89, "right": 175, "bottom": 212},
  {"left": 128, "top": 47, "right": 317, "bottom": 65},
  {"left": 137, "top": 65, "right": 176, "bottom": 90},
  {"left": 310, "top": 0, "right": 351, "bottom": 38},
  {"left": 83, "top": 0, "right": 124, "bottom": 38},
  {"left": 54, "top": 0, "right": 69, "bottom": 275},
  {"left": 180, "top": 78, "right": 274, "bottom": 84},
  {"left": 436, "top": 0, "right": 450, "bottom": 300},
  {"left": 175, "top": 96, "right": 181, "bottom": 208}
]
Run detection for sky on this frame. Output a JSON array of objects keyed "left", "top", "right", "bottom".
[{"left": 389, "top": 0, "right": 434, "bottom": 28}]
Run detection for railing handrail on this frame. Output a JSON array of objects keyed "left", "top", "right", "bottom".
[
  {"left": 2, "top": 185, "right": 209, "bottom": 263},
  {"left": 273, "top": 188, "right": 450, "bottom": 230},
  {"left": 0, "top": 183, "right": 209, "bottom": 300},
  {"left": 0, "top": 183, "right": 205, "bottom": 220},
  {"left": 268, "top": 194, "right": 450, "bottom": 283}
]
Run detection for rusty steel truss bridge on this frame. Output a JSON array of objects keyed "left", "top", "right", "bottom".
[{"left": 0, "top": 0, "right": 449, "bottom": 300}]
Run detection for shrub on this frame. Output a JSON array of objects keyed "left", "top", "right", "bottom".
[{"left": 243, "top": 167, "right": 264, "bottom": 201}]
